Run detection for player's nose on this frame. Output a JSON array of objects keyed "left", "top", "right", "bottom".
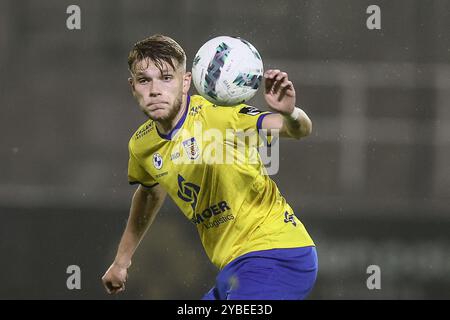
[{"left": 149, "top": 80, "right": 162, "bottom": 97}]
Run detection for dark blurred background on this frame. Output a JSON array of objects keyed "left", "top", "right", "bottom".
[{"left": 1, "top": 0, "right": 449, "bottom": 299}]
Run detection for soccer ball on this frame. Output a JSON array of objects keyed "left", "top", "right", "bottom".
[{"left": 192, "top": 36, "right": 263, "bottom": 106}]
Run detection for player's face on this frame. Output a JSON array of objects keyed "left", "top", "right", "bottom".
[{"left": 129, "top": 58, "right": 191, "bottom": 122}]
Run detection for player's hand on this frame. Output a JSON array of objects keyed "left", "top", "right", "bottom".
[
  {"left": 101, "top": 262, "right": 129, "bottom": 294},
  {"left": 264, "top": 69, "right": 296, "bottom": 116}
]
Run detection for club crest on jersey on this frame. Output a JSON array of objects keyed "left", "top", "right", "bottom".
[
  {"left": 182, "top": 137, "right": 200, "bottom": 160},
  {"left": 152, "top": 153, "right": 163, "bottom": 169}
]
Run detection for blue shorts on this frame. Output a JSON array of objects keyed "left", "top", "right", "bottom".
[{"left": 202, "top": 246, "right": 318, "bottom": 300}]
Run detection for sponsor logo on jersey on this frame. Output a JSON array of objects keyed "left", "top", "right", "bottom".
[
  {"left": 284, "top": 211, "right": 297, "bottom": 226},
  {"left": 155, "top": 171, "right": 168, "bottom": 178},
  {"left": 203, "top": 213, "right": 234, "bottom": 229},
  {"left": 189, "top": 105, "right": 202, "bottom": 116},
  {"left": 152, "top": 153, "right": 163, "bottom": 170},
  {"left": 135, "top": 123, "right": 153, "bottom": 139},
  {"left": 177, "top": 174, "right": 200, "bottom": 212},
  {"left": 239, "top": 106, "right": 262, "bottom": 116},
  {"left": 190, "top": 201, "right": 232, "bottom": 227},
  {"left": 170, "top": 151, "right": 181, "bottom": 161}
]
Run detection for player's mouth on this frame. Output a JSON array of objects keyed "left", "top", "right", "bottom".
[{"left": 146, "top": 102, "right": 168, "bottom": 110}]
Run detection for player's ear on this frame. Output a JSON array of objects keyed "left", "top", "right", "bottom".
[{"left": 182, "top": 72, "right": 192, "bottom": 95}]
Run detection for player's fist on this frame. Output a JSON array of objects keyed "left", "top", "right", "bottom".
[
  {"left": 101, "top": 262, "right": 129, "bottom": 294},
  {"left": 264, "top": 69, "right": 296, "bottom": 115}
]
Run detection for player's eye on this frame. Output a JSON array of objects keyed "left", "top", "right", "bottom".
[
  {"left": 162, "top": 75, "right": 173, "bottom": 81},
  {"left": 137, "top": 78, "right": 148, "bottom": 84}
]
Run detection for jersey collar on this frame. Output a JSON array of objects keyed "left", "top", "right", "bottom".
[{"left": 156, "top": 95, "right": 190, "bottom": 140}]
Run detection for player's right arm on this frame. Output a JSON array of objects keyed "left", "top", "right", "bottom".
[{"left": 101, "top": 183, "right": 167, "bottom": 294}]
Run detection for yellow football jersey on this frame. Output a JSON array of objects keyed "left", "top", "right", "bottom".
[{"left": 128, "top": 95, "right": 314, "bottom": 269}]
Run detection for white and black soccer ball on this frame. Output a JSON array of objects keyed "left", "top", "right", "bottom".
[{"left": 192, "top": 36, "right": 263, "bottom": 106}]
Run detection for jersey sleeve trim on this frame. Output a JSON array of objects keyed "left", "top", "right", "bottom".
[
  {"left": 256, "top": 112, "right": 273, "bottom": 131},
  {"left": 129, "top": 181, "right": 159, "bottom": 188}
]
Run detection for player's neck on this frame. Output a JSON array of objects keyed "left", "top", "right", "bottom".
[{"left": 155, "top": 94, "right": 188, "bottom": 135}]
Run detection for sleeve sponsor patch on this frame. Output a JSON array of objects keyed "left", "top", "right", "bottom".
[{"left": 238, "top": 106, "right": 263, "bottom": 116}]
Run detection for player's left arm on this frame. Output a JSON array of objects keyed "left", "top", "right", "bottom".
[{"left": 261, "top": 69, "right": 312, "bottom": 139}]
